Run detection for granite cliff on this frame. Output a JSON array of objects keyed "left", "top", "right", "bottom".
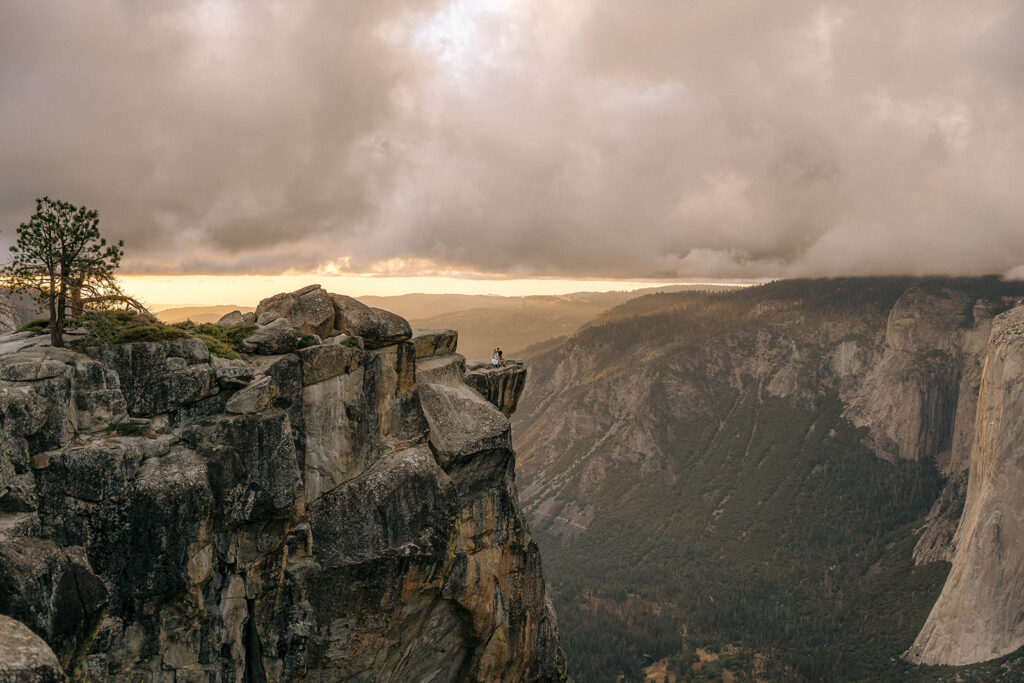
[
  {"left": 904, "top": 304, "right": 1024, "bottom": 665},
  {"left": 0, "top": 285, "right": 565, "bottom": 682}
]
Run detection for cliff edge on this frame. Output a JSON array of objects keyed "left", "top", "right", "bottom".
[
  {"left": 0, "top": 285, "right": 566, "bottom": 682},
  {"left": 905, "top": 304, "right": 1024, "bottom": 665}
]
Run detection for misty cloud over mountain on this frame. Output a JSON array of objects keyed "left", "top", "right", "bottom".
[{"left": 2, "top": 1, "right": 1022, "bottom": 278}]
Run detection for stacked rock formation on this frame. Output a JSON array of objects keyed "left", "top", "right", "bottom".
[{"left": 0, "top": 285, "right": 565, "bottom": 682}]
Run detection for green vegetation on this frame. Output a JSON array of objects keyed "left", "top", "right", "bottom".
[
  {"left": 298, "top": 334, "right": 319, "bottom": 349},
  {"left": 172, "top": 320, "right": 257, "bottom": 358},
  {"left": 77, "top": 310, "right": 189, "bottom": 346},
  {"left": 543, "top": 394, "right": 949, "bottom": 681},
  {"left": 17, "top": 310, "right": 259, "bottom": 358},
  {"left": 194, "top": 333, "right": 238, "bottom": 359}
]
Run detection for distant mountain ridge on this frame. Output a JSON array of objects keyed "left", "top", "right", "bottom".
[{"left": 155, "top": 285, "right": 742, "bottom": 359}]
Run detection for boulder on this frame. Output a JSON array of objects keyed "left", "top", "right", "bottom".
[
  {"left": 330, "top": 294, "right": 411, "bottom": 349},
  {"left": 296, "top": 343, "right": 362, "bottom": 386},
  {"left": 210, "top": 356, "right": 254, "bottom": 389},
  {"left": 419, "top": 382, "right": 512, "bottom": 494},
  {"left": 0, "top": 539, "right": 107, "bottom": 677},
  {"left": 216, "top": 310, "right": 245, "bottom": 326},
  {"left": 0, "top": 348, "right": 128, "bottom": 442},
  {"left": 300, "top": 343, "right": 426, "bottom": 504},
  {"left": 255, "top": 285, "right": 335, "bottom": 338},
  {"left": 415, "top": 353, "right": 466, "bottom": 386},
  {"left": 241, "top": 317, "right": 299, "bottom": 355},
  {"left": 410, "top": 329, "right": 458, "bottom": 359},
  {"left": 225, "top": 376, "right": 278, "bottom": 414},
  {"left": 310, "top": 446, "right": 457, "bottom": 568},
  {"left": 0, "top": 614, "right": 66, "bottom": 682},
  {"left": 187, "top": 410, "right": 302, "bottom": 528}
]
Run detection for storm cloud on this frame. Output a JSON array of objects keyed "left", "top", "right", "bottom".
[{"left": 2, "top": 0, "right": 1022, "bottom": 278}]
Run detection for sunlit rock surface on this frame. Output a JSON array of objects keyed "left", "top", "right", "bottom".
[{"left": 905, "top": 305, "right": 1024, "bottom": 665}]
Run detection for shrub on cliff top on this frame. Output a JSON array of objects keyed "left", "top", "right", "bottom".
[
  {"left": 68, "top": 310, "right": 252, "bottom": 358},
  {"left": 110, "top": 325, "right": 190, "bottom": 344},
  {"left": 16, "top": 318, "right": 50, "bottom": 333},
  {"left": 76, "top": 310, "right": 170, "bottom": 346},
  {"left": 194, "top": 333, "right": 239, "bottom": 359},
  {"left": 18, "top": 308, "right": 258, "bottom": 358}
]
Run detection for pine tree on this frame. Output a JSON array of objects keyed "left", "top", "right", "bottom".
[{"left": 3, "top": 197, "right": 125, "bottom": 347}]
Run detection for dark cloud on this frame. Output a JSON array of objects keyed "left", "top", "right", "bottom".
[{"left": 2, "top": 0, "right": 1022, "bottom": 278}]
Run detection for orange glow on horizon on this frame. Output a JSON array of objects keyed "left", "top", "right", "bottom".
[{"left": 118, "top": 273, "right": 755, "bottom": 309}]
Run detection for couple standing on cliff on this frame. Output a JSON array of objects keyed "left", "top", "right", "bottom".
[{"left": 491, "top": 347, "right": 504, "bottom": 367}]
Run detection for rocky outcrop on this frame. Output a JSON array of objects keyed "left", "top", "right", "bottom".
[
  {"left": 905, "top": 305, "right": 1024, "bottom": 665},
  {"left": 465, "top": 359, "right": 527, "bottom": 416},
  {"left": 843, "top": 288, "right": 972, "bottom": 463},
  {"left": 411, "top": 328, "right": 459, "bottom": 359},
  {"left": 254, "top": 284, "right": 335, "bottom": 338},
  {"left": 331, "top": 294, "right": 412, "bottom": 348},
  {"left": 241, "top": 317, "right": 299, "bottom": 355},
  {"left": 0, "top": 614, "right": 66, "bottom": 682},
  {"left": 0, "top": 288, "right": 564, "bottom": 682}
]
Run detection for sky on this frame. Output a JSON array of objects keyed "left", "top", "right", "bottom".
[{"left": 2, "top": 0, "right": 1023, "bottom": 304}]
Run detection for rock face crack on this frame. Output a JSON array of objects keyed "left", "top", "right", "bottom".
[{"left": 243, "top": 596, "right": 267, "bottom": 683}]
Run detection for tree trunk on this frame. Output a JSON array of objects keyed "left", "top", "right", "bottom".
[
  {"left": 54, "top": 279, "right": 66, "bottom": 348},
  {"left": 70, "top": 279, "right": 83, "bottom": 318},
  {"left": 48, "top": 277, "right": 60, "bottom": 347}
]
